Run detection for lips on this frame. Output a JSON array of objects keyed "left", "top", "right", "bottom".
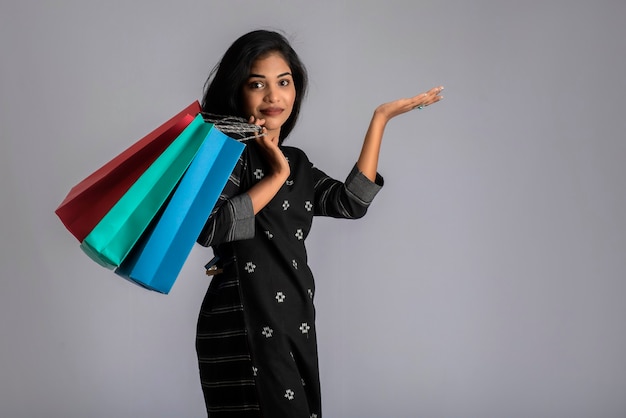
[{"left": 260, "top": 107, "right": 284, "bottom": 117}]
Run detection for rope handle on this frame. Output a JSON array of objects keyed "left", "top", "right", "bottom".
[{"left": 201, "top": 112, "right": 266, "bottom": 141}]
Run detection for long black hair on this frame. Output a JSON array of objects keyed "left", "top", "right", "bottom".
[{"left": 201, "top": 30, "right": 308, "bottom": 143}]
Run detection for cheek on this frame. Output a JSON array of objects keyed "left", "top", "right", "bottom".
[
  {"left": 286, "top": 89, "right": 296, "bottom": 108},
  {"left": 241, "top": 94, "right": 257, "bottom": 116}
]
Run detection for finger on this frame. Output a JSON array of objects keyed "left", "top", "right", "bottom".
[
  {"left": 247, "top": 116, "right": 266, "bottom": 140},
  {"left": 410, "top": 94, "right": 442, "bottom": 111},
  {"left": 420, "top": 86, "right": 445, "bottom": 107},
  {"left": 428, "top": 85, "right": 444, "bottom": 96},
  {"left": 248, "top": 115, "right": 267, "bottom": 126},
  {"left": 409, "top": 93, "right": 428, "bottom": 110},
  {"left": 248, "top": 116, "right": 260, "bottom": 128}
]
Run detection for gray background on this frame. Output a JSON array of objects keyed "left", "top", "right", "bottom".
[{"left": 1, "top": 1, "right": 625, "bottom": 417}]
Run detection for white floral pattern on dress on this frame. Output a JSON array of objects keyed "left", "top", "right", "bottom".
[
  {"left": 244, "top": 262, "right": 256, "bottom": 273},
  {"left": 275, "top": 292, "right": 286, "bottom": 303},
  {"left": 253, "top": 168, "right": 264, "bottom": 180},
  {"left": 299, "top": 323, "right": 310, "bottom": 334},
  {"left": 305, "top": 201, "right": 313, "bottom": 211},
  {"left": 295, "top": 229, "right": 303, "bottom": 240},
  {"left": 284, "top": 389, "right": 295, "bottom": 400},
  {"left": 292, "top": 259, "right": 298, "bottom": 270},
  {"left": 262, "top": 326, "right": 273, "bottom": 338},
  {"left": 265, "top": 230, "right": 274, "bottom": 240},
  {"left": 282, "top": 200, "right": 290, "bottom": 210}
]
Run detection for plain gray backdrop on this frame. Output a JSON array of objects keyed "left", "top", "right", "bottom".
[{"left": 1, "top": 1, "right": 625, "bottom": 417}]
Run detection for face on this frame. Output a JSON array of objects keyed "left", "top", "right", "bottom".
[{"left": 241, "top": 52, "right": 296, "bottom": 139}]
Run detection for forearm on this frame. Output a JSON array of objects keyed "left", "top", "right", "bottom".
[
  {"left": 357, "top": 110, "right": 388, "bottom": 182},
  {"left": 197, "top": 194, "right": 255, "bottom": 246},
  {"left": 247, "top": 171, "right": 289, "bottom": 214},
  {"left": 356, "top": 85, "right": 444, "bottom": 181}
]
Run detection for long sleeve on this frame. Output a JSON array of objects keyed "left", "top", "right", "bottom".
[
  {"left": 196, "top": 152, "right": 255, "bottom": 247},
  {"left": 312, "top": 163, "right": 384, "bottom": 219}
]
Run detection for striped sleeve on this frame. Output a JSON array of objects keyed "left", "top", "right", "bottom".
[
  {"left": 313, "top": 164, "right": 384, "bottom": 219},
  {"left": 197, "top": 153, "right": 255, "bottom": 247}
]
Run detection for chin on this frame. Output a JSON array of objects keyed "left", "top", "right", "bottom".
[{"left": 264, "top": 121, "right": 285, "bottom": 132}]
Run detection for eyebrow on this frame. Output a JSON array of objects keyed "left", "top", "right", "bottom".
[{"left": 248, "top": 72, "right": 292, "bottom": 79}]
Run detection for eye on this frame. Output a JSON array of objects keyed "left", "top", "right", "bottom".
[
  {"left": 279, "top": 79, "right": 290, "bottom": 87},
  {"left": 248, "top": 81, "right": 264, "bottom": 89}
]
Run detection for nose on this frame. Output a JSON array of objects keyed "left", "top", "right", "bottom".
[{"left": 264, "top": 85, "right": 278, "bottom": 103}]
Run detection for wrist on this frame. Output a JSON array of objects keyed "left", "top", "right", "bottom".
[
  {"left": 372, "top": 108, "right": 390, "bottom": 127},
  {"left": 269, "top": 170, "right": 290, "bottom": 184}
]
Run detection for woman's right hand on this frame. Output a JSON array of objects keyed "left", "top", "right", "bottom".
[
  {"left": 249, "top": 116, "right": 290, "bottom": 181},
  {"left": 245, "top": 116, "right": 290, "bottom": 214}
]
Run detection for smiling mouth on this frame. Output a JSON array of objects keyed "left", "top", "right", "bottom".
[{"left": 261, "top": 108, "right": 283, "bottom": 117}]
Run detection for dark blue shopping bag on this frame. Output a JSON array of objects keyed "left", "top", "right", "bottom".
[{"left": 116, "top": 125, "right": 245, "bottom": 294}]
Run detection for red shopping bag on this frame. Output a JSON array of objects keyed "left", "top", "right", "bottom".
[{"left": 55, "top": 101, "right": 202, "bottom": 241}]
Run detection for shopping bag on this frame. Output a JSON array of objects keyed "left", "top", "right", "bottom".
[
  {"left": 80, "top": 114, "right": 213, "bottom": 269},
  {"left": 116, "top": 127, "right": 245, "bottom": 294},
  {"left": 55, "top": 101, "right": 202, "bottom": 241}
]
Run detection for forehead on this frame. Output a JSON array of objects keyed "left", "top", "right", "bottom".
[{"left": 249, "top": 52, "right": 291, "bottom": 75}]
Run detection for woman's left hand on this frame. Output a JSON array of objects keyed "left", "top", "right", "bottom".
[
  {"left": 356, "top": 85, "right": 444, "bottom": 180},
  {"left": 375, "top": 85, "right": 444, "bottom": 122}
]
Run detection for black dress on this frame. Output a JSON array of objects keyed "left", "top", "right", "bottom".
[{"left": 196, "top": 142, "right": 383, "bottom": 417}]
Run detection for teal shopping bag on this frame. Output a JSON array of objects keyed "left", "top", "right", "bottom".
[
  {"left": 80, "top": 114, "right": 214, "bottom": 269},
  {"left": 116, "top": 127, "right": 245, "bottom": 293}
]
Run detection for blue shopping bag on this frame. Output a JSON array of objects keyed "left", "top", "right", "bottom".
[{"left": 115, "top": 126, "right": 245, "bottom": 294}]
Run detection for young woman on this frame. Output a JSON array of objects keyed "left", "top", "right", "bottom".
[{"left": 196, "top": 29, "right": 443, "bottom": 417}]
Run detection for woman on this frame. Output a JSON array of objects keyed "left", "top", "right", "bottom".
[{"left": 196, "top": 29, "right": 443, "bottom": 417}]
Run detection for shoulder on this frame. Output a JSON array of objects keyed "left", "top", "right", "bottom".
[{"left": 280, "top": 145, "right": 310, "bottom": 164}]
